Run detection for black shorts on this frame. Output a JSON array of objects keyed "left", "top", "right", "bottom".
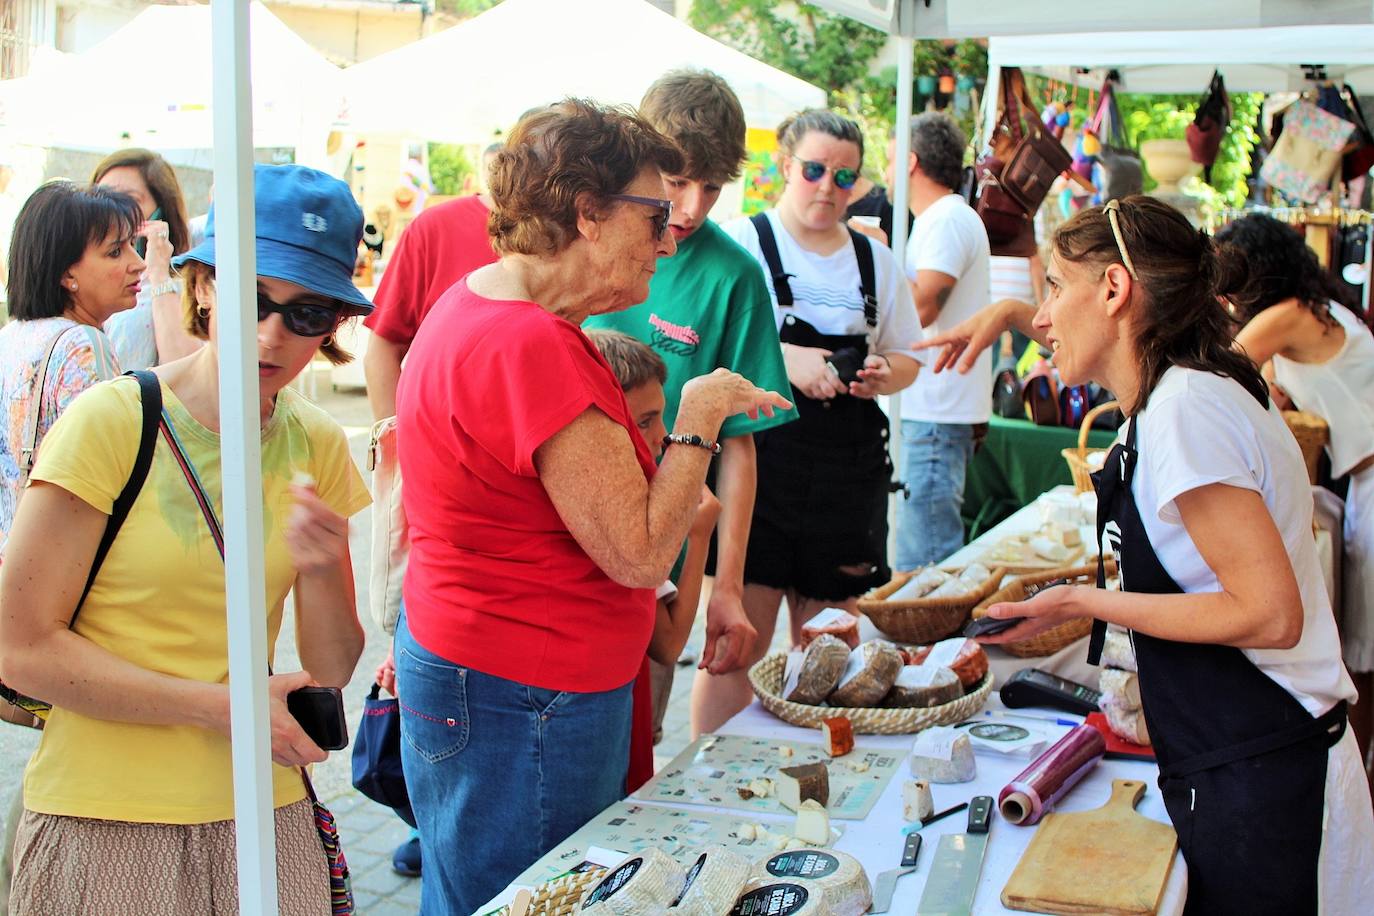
[{"left": 744, "top": 428, "right": 893, "bottom": 601}]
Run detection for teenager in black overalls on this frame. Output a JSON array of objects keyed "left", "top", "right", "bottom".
[{"left": 970, "top": 197, "right": 1373, "bottom": 914}]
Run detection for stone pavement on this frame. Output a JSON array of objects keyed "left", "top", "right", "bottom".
[{"left": 0, "top": 367, "right": 779, "bottom": 914}]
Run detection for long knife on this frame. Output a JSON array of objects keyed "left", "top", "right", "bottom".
[{"left": 915, "top": 795, "right": 993, "bottom": 916}]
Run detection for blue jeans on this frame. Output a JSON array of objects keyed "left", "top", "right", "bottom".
[
  {"left": 896, "top": 420, "right": 976, "bottom": 570},
  {"left": 394, "top": 610, "right": 633, "bottom": 915}
]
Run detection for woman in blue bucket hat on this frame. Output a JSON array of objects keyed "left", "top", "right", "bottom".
[{"left": 0, "top": 164, "right": 372, "bottom": 915}]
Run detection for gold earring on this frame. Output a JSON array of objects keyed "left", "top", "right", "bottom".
[{"left": 197, "top": 305, "right": 210, "bottom": 318}]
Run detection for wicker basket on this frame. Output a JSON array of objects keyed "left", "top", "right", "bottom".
[
  {"left": 971, "top": 561, "right": 1116, "bottom": 658},
  {"left": 748, "top": 651, "right": 993, "bottom": 734},
  {"left": 1283, "top": 410, "right": 1329, "bottom": 484},
  {"left": 856, "top": 566, "right": 1007, "bottom": 643},
  {"left": 1061, "top": 400, "right": 1119, "bottom": 493},
  {"left": 491, "top": 868, "right": 607, "bottom": 916}
]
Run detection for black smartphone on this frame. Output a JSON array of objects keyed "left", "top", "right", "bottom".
[
  {"left": 287, "top": 686, "right": 348, "bottom": 751},
  {"left": 963, "top": 614, "right": 1026, "bottom": 638}
]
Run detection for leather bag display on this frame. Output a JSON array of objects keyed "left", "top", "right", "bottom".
[
  {"left": 1090, "top": 80, "right": 1143, "bottom": 202},
  {"left": 1187, "top": 70, "right": 1231, "bottom": 182}
]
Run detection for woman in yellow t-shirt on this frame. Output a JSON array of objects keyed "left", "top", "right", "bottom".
[{"left": 0, "top": 165, "right": 373, "bottom": 916}]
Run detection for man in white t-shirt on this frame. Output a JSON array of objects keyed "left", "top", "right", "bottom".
[{"left": 888, "top": 112, "right": 992, "bottom": 568}]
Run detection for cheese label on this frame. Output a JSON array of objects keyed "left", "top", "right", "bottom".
[
  {"left": 926, "top": 638, "right": 970, "bottom": 670},
  {"left": 762, "top": 850, "right": 840, "bottom": 879},
  {"left": 894, "top": 664, "right": 947, "bottom": 688},
  {"left": 674, "top": 853, "right": 709, "bottom": 904},
  {"left": 582, "top": 857, "right": 642, "bottom": 905},
  {"left": 834, "top": 649, "right": 865, "bottom": 689},
  {"left": 912, "top": 726, "right": 960, "bottom": 761},
  {"left": 730, "top": 883, "right": 812, "bottom": 915},
  {"left": 805, "top": 607, "right": 849, "bottom": 629}
]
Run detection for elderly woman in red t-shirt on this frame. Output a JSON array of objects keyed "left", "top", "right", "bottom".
[{"left": 394, "top": 99, "right": 790, "bottom": 913}]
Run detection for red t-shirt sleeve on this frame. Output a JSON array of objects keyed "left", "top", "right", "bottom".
[
  {"left": 453, "top": 312, "right": 632, "bottom": 477},
  {"left": 365, "top": 220, "right": 429, "bottom": 345}
]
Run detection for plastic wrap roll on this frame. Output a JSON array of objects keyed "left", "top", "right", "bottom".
[{"left": 998, "top": 724, "right": 1106, "bottom": 826}]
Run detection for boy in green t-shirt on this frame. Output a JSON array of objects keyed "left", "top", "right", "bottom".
[{"left": 584, "top": 69, "right": 796, "bottom": 736}]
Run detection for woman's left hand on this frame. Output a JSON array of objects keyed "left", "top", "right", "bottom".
[
  {"left": 848, "top": 354, "right": 891, "bottom": 399},
  {"left": 975, "top": 584, "right": 1087, "bottom": 645},
  {"left": 286, "top": 481, "right": 349, "bottom": 575},
  {"left": 139, "top": 219, "right": 173, "bottom": 285}
]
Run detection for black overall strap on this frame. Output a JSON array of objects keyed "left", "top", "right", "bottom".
[
  {"left": 847, "top": 227, "right": 878, "bottom": 329},
  {"left": 750, "top": 213, "right": 794, "bottom": 307},
  {"left": 71, "top": 370, "right": 162, "bottom": 626}
]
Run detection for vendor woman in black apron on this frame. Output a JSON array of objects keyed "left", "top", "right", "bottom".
[
  {"left": 700, "top": 110, "right": 922, "bottom": 727},
  {"left": 954, "top": 197, "right": 1373, "bottom": 914}
]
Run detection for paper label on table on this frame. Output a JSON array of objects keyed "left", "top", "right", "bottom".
[
  {"left": 806, "top": 608, "right": 850, "bottom": 630},
  {"left": 895, "top": 664, "right": 948, "bottom": 688},
  {"left": 632, "top": 733, "right": 901, "bottom": 820},
  {"left": 926, "top": 638, "right": 971, "bottom": 670},
  {"left": 912, "top": 726, "right": 960, "bottom": 762},
  {"left": 510, "top": 801, "right": 845, "bottom": 887}
]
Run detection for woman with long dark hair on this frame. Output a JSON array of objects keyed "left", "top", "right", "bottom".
[{"left": 921, "top": 197, "right": 1374, "bottom": 913}]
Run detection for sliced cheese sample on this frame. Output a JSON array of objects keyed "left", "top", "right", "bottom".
[
  {"left": 883, "top": 664, "right": 962, "bottom": 708},
  {"left": 902, "top": 779, "right": 934, "bottom": 822},
  {"left": 776, "top": 763, "right": 829, "bottom": 812},
  {"left": 579, "top": 846, "right": 686, "bottom": 914},
  {"left": 820, "top": 716, "right": 854, "bottom": 758},
  {"left": 909, "top": 726, "right": 977, "bottom": 783},
  {"left": 670, "top": 846, "right": 752, "bottom": 916},
  {"left": 730, "top": 883, "right": 823, "bottom": 915},
  {"left": 744, "top": 848, "right": 872, "bottom": 916},
  {"left": 800, "top": 607, "right": 861, "bottom": 649},
  {"left": 793, "top": 800, "right": 830, "bottom": 846},
  {"left": 783, "top": 635, "right": 849, "bottom": 705},
  {"left": 829, "top": 640, "right": 904, "bottom": 707}
]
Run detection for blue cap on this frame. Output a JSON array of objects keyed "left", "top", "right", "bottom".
[{"left": 172, "top": 164, "right": 372, "bottom": 316}]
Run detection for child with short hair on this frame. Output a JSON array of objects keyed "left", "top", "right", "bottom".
[{"left": 587, "top": 329, "right": 719, "bottom": 787}]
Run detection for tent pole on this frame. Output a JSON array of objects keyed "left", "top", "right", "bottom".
[
  {"left": 888, "top": 33, "right": 914, "bottom": 558},
  {"left": 211, "top": 1, "right": 277, "bottom": 913}
]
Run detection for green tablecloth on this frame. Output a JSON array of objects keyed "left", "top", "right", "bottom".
[{"left": 962, "top": 416, "right": 1117, "bottom": 538}]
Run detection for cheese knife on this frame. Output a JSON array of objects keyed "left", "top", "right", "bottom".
[{"left": 915, "top": 795, "right": 993, "bottom": 916}]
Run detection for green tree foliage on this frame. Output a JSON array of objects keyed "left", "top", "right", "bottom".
[
  {"left": 428, "top": 142, "right": 474, "bottom": 195},
  {"left": 1117, "top": 90, "right": 1262, "bottom": 208},
  {"left": 433, "top": 0, "right": 502, "bottom": 16},
  {"left": 688, "top": 0, "right": 888, "bottom": 99}
]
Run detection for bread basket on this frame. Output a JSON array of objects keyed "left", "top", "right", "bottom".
[
  {"left": 857, "top": 566, "right": 1007, "bottom": 643},
  {"left": 1060, "top": 400, "right": 1119, "bottom": 493},
  {"left": 971, "top": 561, "right": 1116, "bottom": 658},
  {"left": 748, "top": 651, "right": 993, "bottom": 734}
]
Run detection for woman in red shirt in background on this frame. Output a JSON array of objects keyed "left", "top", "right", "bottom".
[{"left": 393, "top": 100, "right": 789, "bottom": 915}]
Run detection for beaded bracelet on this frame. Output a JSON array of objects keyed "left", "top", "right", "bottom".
[{"left": 662, "top": 433, "right": 722, "bottom": 456}]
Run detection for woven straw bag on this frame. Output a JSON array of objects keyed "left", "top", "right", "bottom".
[
  {"left": 748, "top": 652, "right": 993, "bottom": 734},
  {"left": 1061, "top": 400, "right": 1119, "bottom": 493},
  {"left": 856, "top": 567, "right": 1007, "bottom": 643},
  {"left": 1282, "top": 410, "right": 1329, "bottom": 484},
  {"left": 971, "top": 561, "right": 1117, "bottom": 657}
]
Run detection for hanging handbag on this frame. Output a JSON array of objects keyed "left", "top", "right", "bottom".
[
  {"left": 976, "top": 68, "right": 1067, "bottom": 255},
  {"left": 996, "top": 70, "right": 1074, "bottom": 216},
  {"left": 1340, "top": 84, "right": 1374, "bottom": 181},
  {"left": 367, "top": 416, "right": 406, "bottom": 636},
  {"left": 160, "top": 414, "right": 355, "bottom": 915},
  {"left": 351, "top": 682, "right": 416, "bottom": 827},
  {"left": 1187, "top": 70, "right": 1231, "bottom": 182},
  {"left": 1260, "top": 98, "right": 1358, "bottom": 203},
  {"left": 0, "top": 367, "right": 161, "bottom": 729},
  {"left": 1091, "top": 80, "right": 1143, "bottom": 202}
]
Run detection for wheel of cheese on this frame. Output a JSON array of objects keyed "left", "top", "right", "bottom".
[
  {"left": 783, "top": 635, "right": 850, "bottom": 705},
  {"left": 742, "top": 848, "right": 872, "bottom": 916},
  {"left": 800, "top": 607, "right": 861, "bottom": 649},
  {"left": 828, "top": 640, "right": 903, "bottom": 707},
  {"left": 882, "top": 664, "right": 962, "bottom": 708},
  {"left": 729, "top": 883, "right": 824, "bottom": 915},
  {"left": 579, "top": 846, "right": 686, "bottom": 914},
  {"left": 670, "top": 846, "right": 752, "bottom": 915},
  {"left": 907, "top": 637, "right": 988, "bottom": 689}
]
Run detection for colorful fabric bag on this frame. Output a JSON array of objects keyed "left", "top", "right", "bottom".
[{"left": 1260, "top": 99, "right": 1358, "bottom": 203}]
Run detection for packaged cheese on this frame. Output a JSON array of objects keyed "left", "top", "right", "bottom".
[
  {"left": 800, "top": 608, "right": 861, "bottom": 650},
  {"left": 909, "top": 726, "right": 977, "bottom": 783},
  {"left": 829, "top": 640, "right": 904, "bottom": 707},
  {"left": 882, "top": 664, "right": 962, "bottom": 708},
  {"left": 743, "top": 849, "right": 872, "bottom": 916},
  {"left": 924, "top": 578, "right": 971, "bottom": 599},
  {"left": 579, "top": 847, "right": 686, "bottom": 915},
  {"left": 907, "top": 638, "right": 988, "bottom": 689},
  {"left": 670, "top": 846, "right": 752, "bottom": 915},
  {"left": 958, "top": 562, "right": 992, "bottom": 585},
  {"left": 1099, "top": 667, "right": 1142, "bottom": 707},
  {"left": 1100, "top": 626, "right": 1138, "bottom": 672},
  {"left": 1103, "top": 694, "right": 1151, "bottom": 746},
  {"left": 888, "top": 567, "right": 949, "bottom": 601},
  {"left": 782, "top": 635, "right": 849, "bottom": 705}
]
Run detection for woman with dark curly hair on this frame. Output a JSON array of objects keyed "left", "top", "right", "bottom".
[
  {"left": 1216, "top": 213, "right": 1374, "bottom": 764},
  {"left": 394, "top": 99, "right": 789, "bottom": 913}
]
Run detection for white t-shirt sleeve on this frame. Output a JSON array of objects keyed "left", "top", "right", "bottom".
[
  {"left": 872, "top": 240, "right": 925, "bottom": 361},
  {"left": 655, "top": 579, "right": 679, "bottom": 602},
  {"left": 905, "top": 201, "right": 976, "bottom": 282},
  {"left": 1141, "top": 386, "right": 1264, "bottom": 525}
]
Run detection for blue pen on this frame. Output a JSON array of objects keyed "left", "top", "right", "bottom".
[{"left": 966, "top": 710, "right": 1079, "bottom": 728}]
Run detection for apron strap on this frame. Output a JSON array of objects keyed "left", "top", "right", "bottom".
[
  {"left": 1088, "top": 417, "right": 1137, "bottom": 665},
  {"left": 750, "top": 213, "right": 794, "bottom": 307},
  {"left": 1161, "top": 700, "right": 1348, "bottom": 778}
]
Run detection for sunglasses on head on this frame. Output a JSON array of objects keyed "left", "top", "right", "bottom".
[
  {"left": 610, "top": 194, "right": 673, "bottom": 241},
  {"left": 257, "top": 291, "right": 341, "bottom": 337},
  {"left": 798, "top": 159, "right": 859, "bottom": 190}
]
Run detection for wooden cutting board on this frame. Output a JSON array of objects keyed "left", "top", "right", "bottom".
[{"left": 1001, "top": 778, "right": 1178, "bottom": 915}]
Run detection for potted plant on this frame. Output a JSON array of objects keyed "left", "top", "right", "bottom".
[
  {"left": 912, "top": 40, "right": 947, "bottom": 96},
  {"left": 1129, "top": 102, "right": 1200, "bottom": 194},
  {"left": 952, "top": 38, "right": 987, "bottom": 91}
]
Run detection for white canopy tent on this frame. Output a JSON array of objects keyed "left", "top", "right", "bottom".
[
  {"left": 210, "top": 2, "right": 1374, "bottom": 912},
  {"left": 0, "top": 2, "right": 343, "bottom": 163},
  {"left": 340, "top": 0, "right": 826, "bottom": 142}
]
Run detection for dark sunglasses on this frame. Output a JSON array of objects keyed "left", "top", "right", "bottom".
[
  {"left": 799, "top": 159, "right": 859, "bottom": 190},
  {"left": 257, "top": 291, "right": 341, "bottom": 338},
  {"left": 610, "top": 194, "right": 673, "bottom": 241}
]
